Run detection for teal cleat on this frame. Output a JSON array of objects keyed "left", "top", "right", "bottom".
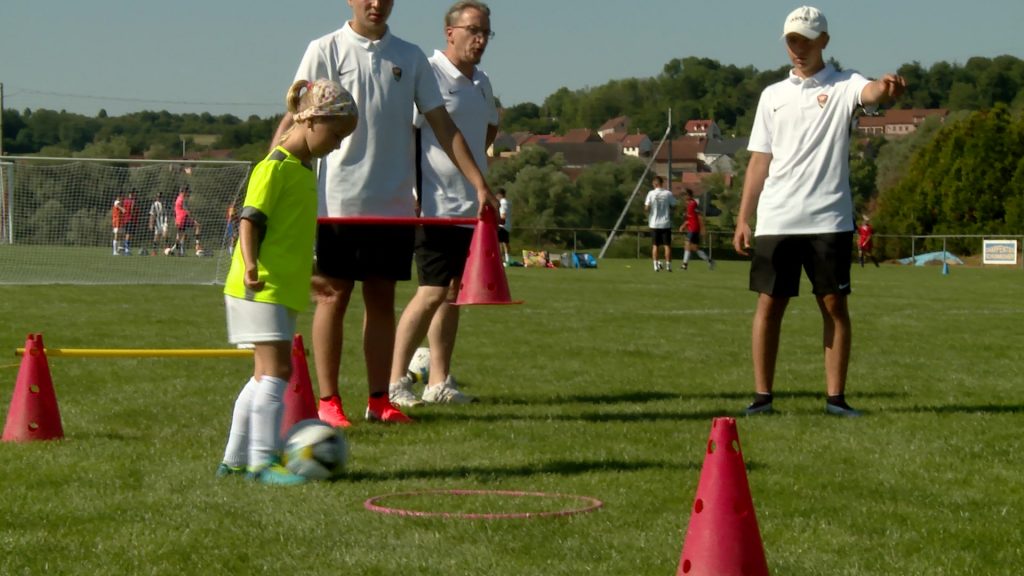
[
  {"left": 215, "top": 462, "right": 246, "bottom": 478},
  {"left": 247, "top": 462, "right": 308, "bottom": 486}
]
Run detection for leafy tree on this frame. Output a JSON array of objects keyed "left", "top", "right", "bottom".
[{"left": 875, "top": 104, "right": 1024, "bottom": 254}]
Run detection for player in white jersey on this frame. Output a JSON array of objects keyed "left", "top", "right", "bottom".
[
  {"left": 148, "top": 192, "right": 169, "bottom": 256},
  {"left": 733, "top": 6, "right": 906, "bottom": 417},
  {"left": 644, "top": 175, "right": 677, "bottom": 272}
]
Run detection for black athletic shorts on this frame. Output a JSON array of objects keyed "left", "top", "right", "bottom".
[
  {"left": 686, "top": 231, "right": 701, "bottom": 245},
  {"left": 650, "top": 228, "right": 672, "bottom": 246},
  {"left": 315, "top": 223, "right": 415, "bottom": 282},
  {"left": 497, "top": 226, "right": 510, "bottom": 244},
  {"left": 414, "top": 225, "right": 474, "bottom": 287},
  {"left": 749, "top": 232, "right": 853, "bottom": 297}
]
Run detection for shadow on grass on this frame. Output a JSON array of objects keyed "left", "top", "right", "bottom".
[
  {"left": 344, "top": 457, "right": 700, "bottom": 483},
  {"left": 486, "top": 388, "right": 908, "bottom": 407},
  {"left": 895, "top": 403, "right": 1024, "bottom": 415},
  {"left": 410, "top": 408, "right": 741, "bottom": 425}
]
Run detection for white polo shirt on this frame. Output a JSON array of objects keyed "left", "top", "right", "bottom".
[
  {"left": 498, "top": 197, "right": 511, "bottom": 231},
  {"left": 294, "top": 23, "right": 445, "bottom": 217},
  {"left": 644, "top": 187, "right": 677, "bottom": 229},
  {"left": 416, "top": 50, "right": 498, "bottom": 218},
  {"left": 748, "top": 64, "right": 870, "bottom": 235}
]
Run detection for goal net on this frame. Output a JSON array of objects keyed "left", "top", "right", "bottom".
[{"left": 0, "top": 156, "right": 251, "bottom": 285}]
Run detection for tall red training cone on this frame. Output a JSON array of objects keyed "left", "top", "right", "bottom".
[
  {"left": 3, "top": 334, "right": 64, "bottom": 442},
  {"left": 677, "top": 417, "right": 769, "bottom": 576},
  {"left": 455, "top": 205, "right": 523, "bottom": 306},
  {"left": 279, "top": 334, "right": 318, "bottom": 437}
]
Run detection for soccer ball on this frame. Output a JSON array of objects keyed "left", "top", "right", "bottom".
[
  {"left": 195, "top": 249, "right": 208, "bottom": 257},
  {"left": 163, "top": 247, "right": 174, "bottom": 256},
  {"left": 283, "top": 419, "right": 348, "bottom": 480},
  {"left": 407, "top": 346, "right": 430, "bottom": 383}
]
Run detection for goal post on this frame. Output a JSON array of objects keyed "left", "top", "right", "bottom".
[{"left": 0, "top": 156, "right": 251, "bottom": 285}]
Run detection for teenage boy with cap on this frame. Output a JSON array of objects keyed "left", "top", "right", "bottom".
[{"left": 732, "top": 5, "right": 906, "bottom": 417}]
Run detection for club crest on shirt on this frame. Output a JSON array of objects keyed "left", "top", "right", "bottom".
[
  {"left": 817, "top": 93, "right": 828, "bottom": 108},
  {"left": 392, "top": 66, "right": 403, "bottom": 81}
]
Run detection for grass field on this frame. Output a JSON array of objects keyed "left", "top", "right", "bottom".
[{"left": 1, "top": 259, "right": 1022, "bottom": 575}]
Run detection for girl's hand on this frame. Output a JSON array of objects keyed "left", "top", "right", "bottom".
[{"left": 244, "top": 266, "right": 265, "bottom": 291}]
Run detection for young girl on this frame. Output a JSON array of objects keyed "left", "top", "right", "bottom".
[{"left": 217, "top": 78, "right": 357, "bottom": 485}]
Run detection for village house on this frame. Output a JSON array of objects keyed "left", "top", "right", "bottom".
[{"left": 856, "top": 109, "right": 948, "bottom": 138}]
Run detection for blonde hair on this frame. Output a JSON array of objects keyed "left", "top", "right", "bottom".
[{"left": 280, "top": 79, "right": 358, "bottom": 143}]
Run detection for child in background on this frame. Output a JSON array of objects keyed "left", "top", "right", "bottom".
[{"left": 216, "top": 78, "right": 357, "bottom": 485}]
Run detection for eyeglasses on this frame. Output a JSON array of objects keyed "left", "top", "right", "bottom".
[{"left": 450, "top": 25, "right": 495, "bottom": 39}]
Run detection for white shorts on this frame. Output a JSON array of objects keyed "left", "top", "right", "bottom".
[
  {"left": 154, "top": 223, "right": 169, "bottom": 236},
  {"left": 224, "top": 295, "right": 297, "bottom": 344}
]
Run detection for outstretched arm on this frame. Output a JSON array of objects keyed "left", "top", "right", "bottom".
[{"left": 861, "top": 74, "right": 906, "bottom": 107}]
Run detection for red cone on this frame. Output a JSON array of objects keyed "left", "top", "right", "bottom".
[
  {"left": 677, "top": 417, "right": 769, "bottom": 575},
  {"left": 455, "top": 205, "right": 523, "bottom": 306},
  {"left": 3, "top": 334, "right": 64, "bottom": 442},
  {"left": 280, "top": 334, "right": 318, "bottom": 437}
]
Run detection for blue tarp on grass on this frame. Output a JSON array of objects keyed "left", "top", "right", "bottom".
[{"left": 897, "top": 251, "right": 965, "bottom": 266}]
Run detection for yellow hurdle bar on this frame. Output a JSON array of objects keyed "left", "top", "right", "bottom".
[{"left": 15, "top": 348, "right": 253, "bottom": 358}]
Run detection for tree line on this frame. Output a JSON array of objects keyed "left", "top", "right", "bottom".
[{"left": 3, "top": 55, "right": 1023, "bottom": 257}]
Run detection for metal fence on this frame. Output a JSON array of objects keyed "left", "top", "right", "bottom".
[{"left": 508, "top": 227, "right": 1024, "bottom": 269}]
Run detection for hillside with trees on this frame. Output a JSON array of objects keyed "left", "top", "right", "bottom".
[{"left": 3, "top": 55, "right": 1024, "bottom": 256}]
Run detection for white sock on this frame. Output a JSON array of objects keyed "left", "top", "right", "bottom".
[
  {"left": 697, "top": 250, "right": 709, "bottom": 262},
  {"left": 222, "top": 377, "right": 257, "bottom": 468},
  {"left": 653, "top": 261, "right": 659, "bottom": 271},
  {"left": 665, "top": 261, "right": 672, "bottom": 270},
  {"left": 113, "top": 240, "right": 118, "bottom": 253},
  {"left": 248, "top": 375, "right": 288, "bottom": 469},
  {"left": 683, "top": 251, "right": 691, "bottom": 264}
]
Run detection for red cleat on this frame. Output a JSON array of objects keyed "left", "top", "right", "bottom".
[
  {"left": 365, "top": 397, "right": 413, "bottom": 423},
  {"left": 318, "top": 395, "right": 352, "bottom": 428}
]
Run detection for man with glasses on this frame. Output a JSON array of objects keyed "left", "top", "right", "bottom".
[
  {"left": 272, "top": 0, "right": 497, "bottom": 427},
  {"left": 390, "top": 1, "right": 498, "bottom": 407}
]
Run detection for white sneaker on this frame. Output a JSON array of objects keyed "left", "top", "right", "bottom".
[
  {"left": 389, "top": 375, "right": 423, "bottom": 407},
  {"left": 422, "top": 375, "right": 477, "bottom": 405}
]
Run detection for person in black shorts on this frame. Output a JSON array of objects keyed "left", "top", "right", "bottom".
[{"left": 732, "top": 5, "right": 906, "bottom": 417}]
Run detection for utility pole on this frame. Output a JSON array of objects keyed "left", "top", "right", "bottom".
[
  {"left": 1, "top": 82, "right": 5, "bottom": 158},
  {"left": 666, "top": 108, "right": 672, "bottom": 190}
]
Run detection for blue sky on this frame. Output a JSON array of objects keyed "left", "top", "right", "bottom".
[{"left": 2, "top": 0, "right": 1021, "bottom": 118}]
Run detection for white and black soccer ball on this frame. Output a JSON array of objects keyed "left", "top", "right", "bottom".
[
  {"left": 407, "top": 346, "right": 430, "bottom": 383},
  {"left": 283, "top": 419, "right": 348, "bottom": 480}
]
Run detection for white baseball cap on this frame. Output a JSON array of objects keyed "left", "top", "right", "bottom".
[{"left": 783, "top": 6, "right": 828, "bottom": 39}]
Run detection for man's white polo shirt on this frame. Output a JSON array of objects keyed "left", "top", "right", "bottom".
[
  {"left": 294, "top": 23, "right": 444, "bottom": 217},
  {"left": 748, "top": 64, "right": 870, "bottom": 235},
  {"left": 416, "top": 50, "right": 498, "bottom": 218}
]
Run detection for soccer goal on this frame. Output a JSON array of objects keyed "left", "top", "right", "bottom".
[{"left": 0, "top": 156, "right": 251, "bottom": 285}]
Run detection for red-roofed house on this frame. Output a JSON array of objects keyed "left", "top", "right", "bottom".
[
  {"left": 683, "top": 119, "right": 721, "bottom": 139},
  {"left": 598, "top": 116, "right": 630, "bottom": 137},
  {"left": 561, "top": 128, "right": 602, "bottom": 143},
  {"left": 654, "top": 137, "right": 709, "bottom": 177},
  {"left": 856, "top": 108, "right": 948, "bottom": 138},
  {"left": 601, "top": 132, "right": 626, "bottom": 144},
  {"left": 621, "top": 133, "right": 652, "bottom": 158}
]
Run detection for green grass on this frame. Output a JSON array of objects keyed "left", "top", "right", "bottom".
[
  {"left": 0, "top": 245, "right": 229, "bottom": 284},
  {"left": 1, "top": 260, "right": 1022, "bottom": 575}
]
